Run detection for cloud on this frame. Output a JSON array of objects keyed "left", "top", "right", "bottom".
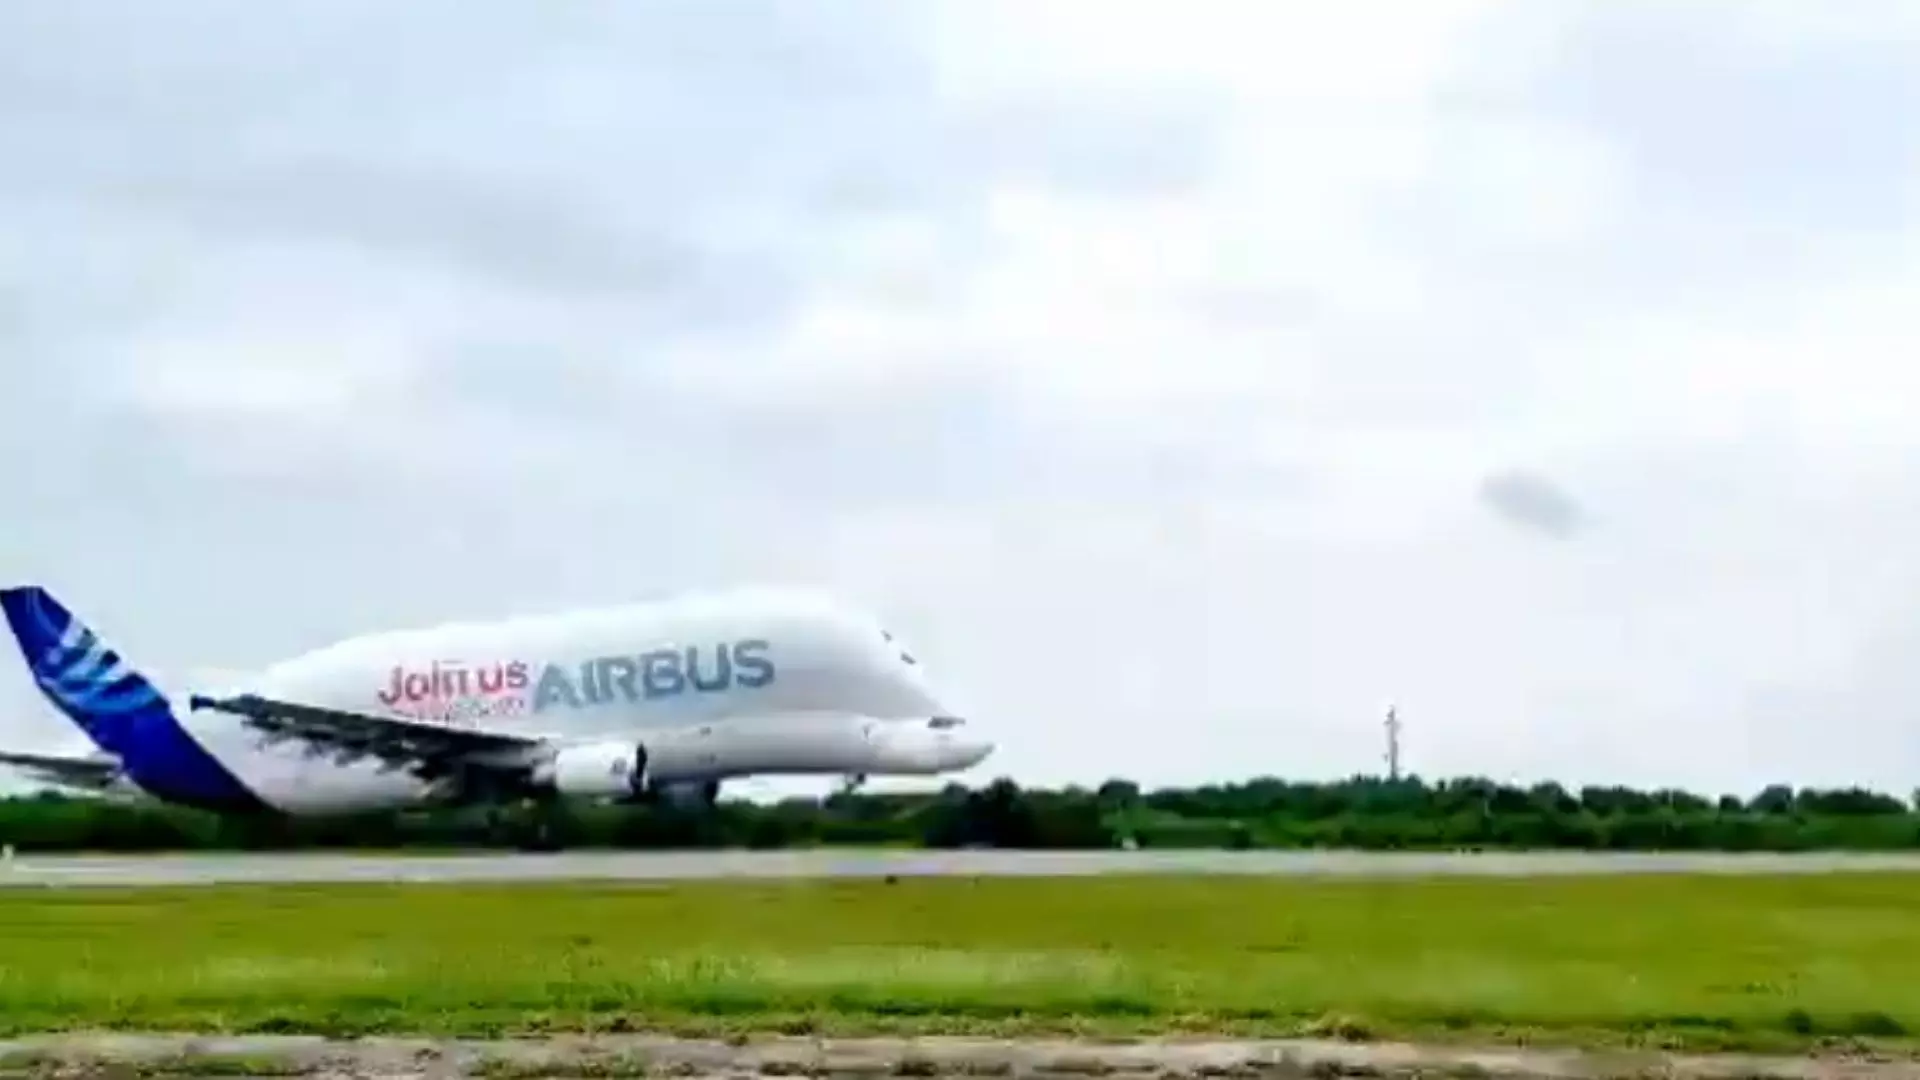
[{"left": 3, "top": 0, "right": 1920, "bottom": 799}]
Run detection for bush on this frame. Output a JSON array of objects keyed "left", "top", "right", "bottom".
[{"left": 3, "top": 775, "right": 1917, "bottom": 851}]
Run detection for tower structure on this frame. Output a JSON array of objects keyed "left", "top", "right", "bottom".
[{"left": 1384, "top": 705, "right": 1402, "bottom": 781}]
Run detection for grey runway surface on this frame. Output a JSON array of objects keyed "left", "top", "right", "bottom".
[{"left": 6, "top": 848, "right": 1920, "bottom": 886}]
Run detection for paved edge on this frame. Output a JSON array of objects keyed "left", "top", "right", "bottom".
[{"left": 0, "top": 1034, "right": 1912, "bottom": 1079}]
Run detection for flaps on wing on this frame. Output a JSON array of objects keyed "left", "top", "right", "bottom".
[{"left": 187, "top": 693, "right": 545, "bottom": 779}]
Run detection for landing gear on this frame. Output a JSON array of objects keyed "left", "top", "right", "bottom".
[
  {"left": 631, "top": 743, "right": 650, "bottom": 800},
  {"left": 516, "top": 793, "right": 566, "bottom": 852},
  {"left": 837, "top": 772, "right": 868, "bottom": 796}
]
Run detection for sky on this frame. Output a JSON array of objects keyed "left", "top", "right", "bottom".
[{"left": 3, "top": 1, "right": 1919, "bottom": 799}]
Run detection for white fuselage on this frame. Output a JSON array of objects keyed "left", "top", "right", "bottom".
[{"left": 70, "top": 587, "right": 991, "bottom": 816}]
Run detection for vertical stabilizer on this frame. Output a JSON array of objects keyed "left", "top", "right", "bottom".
[
  {"left": 0, "top": 585, "right": 270, "bottom": 814},
  {"left": 0, "top": 585, "right": 169, "bottom": 753}
]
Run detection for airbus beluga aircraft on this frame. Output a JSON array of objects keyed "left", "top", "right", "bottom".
[{"left": 0, "top": 583, "right": 993, "bottom": 816}]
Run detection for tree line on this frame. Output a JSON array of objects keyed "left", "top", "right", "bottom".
[{"left": 3, "top": 775, "right": 1920, "bottom": 852}]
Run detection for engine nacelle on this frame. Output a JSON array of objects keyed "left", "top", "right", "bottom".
[{"left": 540, "top": 742, "right": 647, "bottom": 800}]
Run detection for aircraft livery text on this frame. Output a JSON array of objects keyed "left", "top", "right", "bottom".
[{"left": 375, "top": 640, "right": 774, "bottom": 723}]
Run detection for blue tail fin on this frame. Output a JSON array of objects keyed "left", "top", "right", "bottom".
[{"left": 0, "top": 585, "right": 167, "bottom": 754}]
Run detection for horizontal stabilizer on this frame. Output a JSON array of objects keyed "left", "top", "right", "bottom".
[{"left": 0, "top": 748, "right": 125, "bottom": 791}]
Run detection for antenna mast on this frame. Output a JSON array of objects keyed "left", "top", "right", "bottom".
[{"left": 1384, "top": 705, "right": 1403, "bottom": 781}]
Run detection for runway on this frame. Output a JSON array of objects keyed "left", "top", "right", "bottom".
[{"left": 6, "top": 848, "right": 1920, "bottom": 886}]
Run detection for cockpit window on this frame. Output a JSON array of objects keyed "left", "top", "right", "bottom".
[
  {"left": 881, "top": 629, "right": 918, "bottom": 665},
  {"left": 928, "top": 716, "right": 964, "bottom": 729}
]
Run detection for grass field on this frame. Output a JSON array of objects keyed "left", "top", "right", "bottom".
[{"left": 2, "top": 873, "right": 1919, "bottom": 1050}]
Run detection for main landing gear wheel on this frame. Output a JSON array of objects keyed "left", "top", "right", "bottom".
[{"left": 517, "top": 794, "right": 564, "bottom": 853}]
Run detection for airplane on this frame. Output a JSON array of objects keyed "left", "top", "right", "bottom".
[{"left": 0, "top": 583, "right": 994, "bottom": 819}]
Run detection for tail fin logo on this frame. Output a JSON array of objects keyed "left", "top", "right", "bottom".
[{"left": 0, "top": 587, "right": 165, "bottom": 721}]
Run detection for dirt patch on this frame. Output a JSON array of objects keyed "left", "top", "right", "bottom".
[{"left": 0, "top": 1034, "right": 1915, "bottom": 1080}]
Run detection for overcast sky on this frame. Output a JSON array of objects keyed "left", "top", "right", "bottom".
[{"left": 3, "top": 1, "right": 1919, "bottom": 799}]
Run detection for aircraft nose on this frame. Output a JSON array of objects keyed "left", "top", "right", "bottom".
[{"left": 946, "top": 734, "right": 994, "bottom": 769}]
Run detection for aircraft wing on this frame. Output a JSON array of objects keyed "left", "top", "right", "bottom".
[
  {"left": 187, "top": 693, "right": 548, "bottom": 783},
  {"left": 0, "top": 749, "right": 124, "bottom": 792}
]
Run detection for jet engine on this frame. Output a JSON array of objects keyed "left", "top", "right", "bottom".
[{"left": 537, "top": 742, "right": 648, "bottom": 800}]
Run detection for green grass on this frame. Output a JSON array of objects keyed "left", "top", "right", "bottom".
[{"left": 2, "top": 873, "right": 1919, "bottom": 1051}]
